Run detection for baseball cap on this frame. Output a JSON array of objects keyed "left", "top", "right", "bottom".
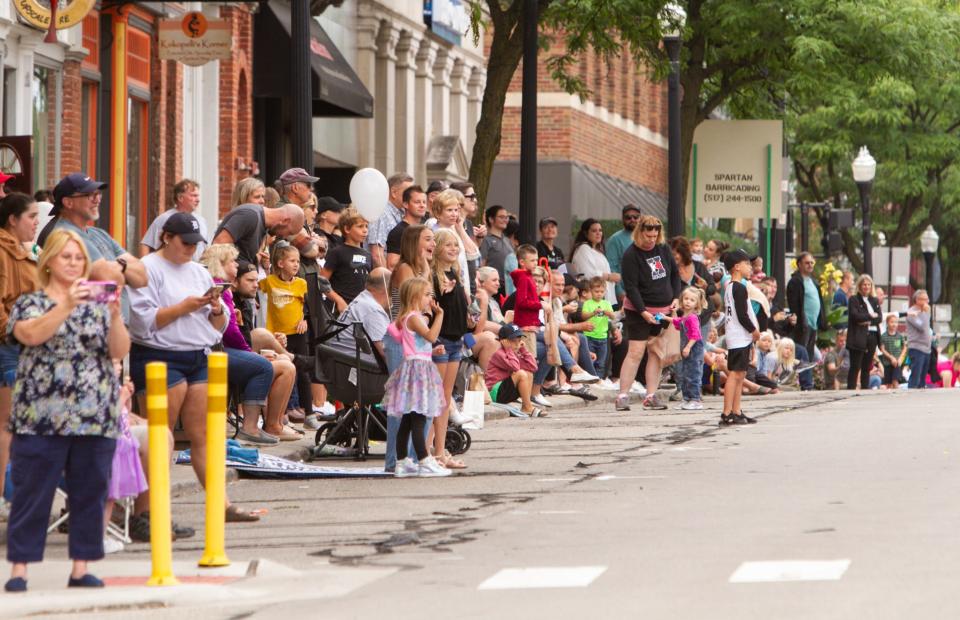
[
  {"left": 162, "top": 212, "right": 205, "bottom": 244},
  {"left": 538, "top": 216, "right": 558, "bottom": 229},
  {"left": 52, "top": 173, "right": 108, "bottom": 215},
  {"left": 622, "top": 204, "right": 641, "bottom": 216},
  {"left": 316, "top": 196, "right": 345, "bottom": 215},
  {"left": 722, "top": 249, "right": 751, "bottom": 272},
  {"left": 0, "top": 171, "right": 15, "bottom": 185},
  {"left": 279, "top": 167, "right": 319, "bottom": 185},
  {"left": 498, "top": 323, "right": 524, "bottom": 340},
  {"left": 236, "top": 260, "right": 257, "bottom": 277}
]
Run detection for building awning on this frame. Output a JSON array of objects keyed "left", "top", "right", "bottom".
[{"left": 254, "top": 1, "right": 373, "bottom": 118}]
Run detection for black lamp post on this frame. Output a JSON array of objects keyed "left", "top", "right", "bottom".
[
  {"left": 851, "top": 146, "right": 876, "bottom": 275},
  {"left": 518, "top": 0, "right": 538, "bottom": 245},
  {"left": 661, "top": 3, "right": 685, "bottom": 238}
]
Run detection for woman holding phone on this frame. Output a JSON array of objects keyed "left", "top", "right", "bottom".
[
  {"left": 5, "top": 229, "right": 129, "bottom": 592},
  {"left": 128, "top": 213, "right": 261, "bottom": 522}
]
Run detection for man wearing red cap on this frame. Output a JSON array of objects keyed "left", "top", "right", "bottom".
[{"left": 0, "top": 171, "right": 14, "bottom": 199}]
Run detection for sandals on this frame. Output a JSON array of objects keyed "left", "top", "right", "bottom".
[
  {"left": 438, "top": 451, "right": 467, "bottom": 469},
  {"left": 756, "top": 386, "right": 772, "bottom": 395},
  {"left": 225, "top": 505, "right": 267, "bottom": 523},
  {"left": 568, "top": 386, "right": 598, "bottom": 401}
]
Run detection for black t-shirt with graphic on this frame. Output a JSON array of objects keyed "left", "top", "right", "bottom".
[
  {"left": 621, "top": 242, "right": 681, "bottom": 313},
  {"left": 324, "top": 243, "right": 373, "bottom": 304}
]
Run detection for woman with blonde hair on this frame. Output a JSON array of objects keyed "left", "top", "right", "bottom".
[
  {"left": 428, "top": 189, "right": 477, "bottom": 297},
  {"left": 231, "top": 177, "right": 266, "bottom": 207},
  {"left": 846, "top": 273, "right": 882, "bottom": 390}
]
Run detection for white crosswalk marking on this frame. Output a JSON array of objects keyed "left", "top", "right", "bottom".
[
  {"left": 729, "top": 560, "right": 851, "bottom": 583},
  {"left": 478, "top": 566, "right": 608, "bottom": 590}
]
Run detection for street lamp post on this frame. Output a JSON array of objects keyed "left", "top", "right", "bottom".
[
  {"left": 921, "top": 224, "right": 939, "bottom": 303},
  {"left": 852, "top": 146, "right": 877, "bottom": 275},
  {"left": 517, "top": 0, "right": 538, "bottom": 245},
  {"left": 661, "top": 4, "right": 685, "bottom": 238}
]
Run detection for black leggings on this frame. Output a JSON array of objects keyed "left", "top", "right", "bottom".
[
  {"left": 285, "top": 333, "right": 313, "bottom": 411},
  {"left": 397, "top": 413, "right": 428, "bottom": 461},
  {"left": 847, "top": 342, "right": 878, "bottom": 390}
]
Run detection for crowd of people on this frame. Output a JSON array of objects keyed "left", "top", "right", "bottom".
[{"left": 0, "top": 166, "right": 955, "bottom": 593}]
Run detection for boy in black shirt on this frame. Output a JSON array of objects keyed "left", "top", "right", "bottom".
[{"left": 321, "top": 207, "right": 372, "bottom": 312}]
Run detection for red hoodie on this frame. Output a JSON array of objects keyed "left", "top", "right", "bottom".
[{"left": 511, "top": 268, "right": 542, "bottom": 328}]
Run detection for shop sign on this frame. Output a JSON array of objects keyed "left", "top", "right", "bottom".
[
  {"left": 687, "top": 120, "right": 784, "bottom": 221},
  {"left": 14, "top": 0, "right": 95, "bottom": 31},
  {"left": 423, "top": 0, "right": 468, "bottom": 46},
  {"left": 158, "top": 12, "right": 232, "bottom": 66}
]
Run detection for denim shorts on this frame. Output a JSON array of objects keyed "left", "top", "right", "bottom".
[
  {"left": 431, "top": 336, "right": 464, "bottom": 364},
  {"left": 130, "top": 343, "right": 209, "bottom": 394},
  {"left": 0, "top": 343, "right": 19, "bottom": 387}
]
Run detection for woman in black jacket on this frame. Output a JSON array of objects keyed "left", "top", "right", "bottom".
[
  {"left": 615, "top": 215, "right": 681, "bottom": 412},
  {"left": 846, "top": 274, "right": 883, "bottom": 390}
]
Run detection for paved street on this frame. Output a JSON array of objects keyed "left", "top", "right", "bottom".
[{"left": 7, "top": 388, "right": 960, "bottom": 619}]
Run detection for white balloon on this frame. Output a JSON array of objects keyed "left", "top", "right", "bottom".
[{"left": 349, "top": 168, "right": 389, "bottom": 222}]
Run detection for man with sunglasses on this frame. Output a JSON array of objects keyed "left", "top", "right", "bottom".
[
  {"left": 38, "top": 173, "right": 147, "bottom": 292},
  {"left": 606, "top": 204, "right": 641, "bottom": 303},
  {"left": 451, "top": 182, "right": 485, "bottom": 243}
]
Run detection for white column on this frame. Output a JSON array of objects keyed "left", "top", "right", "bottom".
[
  {"left": 432, "top": 47, "right": 453, "bottom": 137},
  {"left": 466, "top": 66, "right": 485, "bottom": 155},
  {"left": 12, "top": 37, "right": 37, "bottom": 135},
  {"left": 374, "top": 23, "right": 399, "bottom": 174},
  {"left": 355, "top": 14, "right": 381, "bottom": 169},
  {"left": 394, "top": 30, "right": 419, "bottom": 177},
  {"left": 449, "top": 58, "right": 469, "bottom": 149},
  {"left": 414, "top": 39, "right": 437, "bottom": 184}
]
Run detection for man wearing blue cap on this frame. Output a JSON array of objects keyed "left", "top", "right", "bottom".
[
  {"left": 38, "top": 173, "right": 146, "bottom": 290},
  {"left": 485, "top": 324, "right": 544, "bottom": 417}
]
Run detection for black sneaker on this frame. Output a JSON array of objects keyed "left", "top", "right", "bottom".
[
  {"left": 736, "top": 413, "right": 758, "bottom": 424},
  {"left": 719, "top": 414, "right": 735, "bottom": 426}
]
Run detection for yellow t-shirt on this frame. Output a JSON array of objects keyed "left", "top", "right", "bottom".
[{"left": 259, "top": 274, "right": 307, "bottom": 335}]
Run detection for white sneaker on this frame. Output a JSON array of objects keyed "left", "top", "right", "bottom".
[
  {"left": 394, "top": 457, "right": 419, "bottom": 478},
  {"left": 597, "top": 378, "right": 618, "bottom": 390},
  {"left": 303, "top": 414, "right": 322, "bottom": 430},
  {"left": 569, "top": 371, "right": 600, "bottom": 384},
  {"left": 320, "top": 402, "right": 337, "bottom": 415},
  {"left": 680, "top": 400, "right": 704, "bottom": 410},
  {"left": 630, "top": 382, "right": 647, "bottom": 396},
  {"left": 532, "top": 394, "right": 553, "bottom": 408},
  {"left": 103, "top": 537, "right": 124, "bottom": 554},
  {"left": 417, "top": 456, "right": 452, "bottom": 477}
]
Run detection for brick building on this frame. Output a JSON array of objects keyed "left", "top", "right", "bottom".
[
  {"left": 487, "top": 42, "right": 669, "bottom": 244},
  {"left": 0, "top": 1, "right": 255, "bottom": 251}
]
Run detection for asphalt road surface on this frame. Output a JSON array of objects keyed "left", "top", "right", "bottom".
[{"left": 27, "top": 388, "right": 960, "bottom": 619}]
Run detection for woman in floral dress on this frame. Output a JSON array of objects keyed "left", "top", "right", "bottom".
[{"left": 4, "top": 229, "right": 130, "bottom": 593}]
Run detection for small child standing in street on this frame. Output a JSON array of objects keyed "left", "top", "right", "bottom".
[
  {"left": 673, "top": 286, "right": 707, "bottom": 410},
  {"left": 721, "top": 250, "right": 760, "bottom": 426},
  {"left": 383, "top": 277, "right": 451, "bottom": 478},
  {"left": 879, "top": 313, "right": 906, "bottom": 388},
  {"left": 583, "top": 276, "right": 616, "bottom": 379}
]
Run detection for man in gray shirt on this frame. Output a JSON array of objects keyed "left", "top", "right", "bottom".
[
  {"left": 905, "top": 288, "right": 932, "bottom": 389},
  {"left": 480, "top": 204, "right": 512, "bottom": 294},
  {"left": 334, "top": 267, "right": 391, "bottom": 359},
  {"left": 141, "top": 179, "right": 208, "bottom": 261}
]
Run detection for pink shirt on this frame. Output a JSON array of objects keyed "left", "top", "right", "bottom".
[{"left": 672, "top": 313, "right": 702, "bottom": 342}]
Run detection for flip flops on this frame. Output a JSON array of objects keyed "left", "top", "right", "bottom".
[{"left": 225, "top": 505, "right": 268, "bottom": 523}]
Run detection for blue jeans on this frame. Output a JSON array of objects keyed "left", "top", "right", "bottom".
[
  {"left": 225, "top": 348, "right": 274, "bottom": 406},
  {"left": 534, "top": 332, "right": 576, "bottom": 386},
  {"left": 586, "top": 336, "right": 608, "bottom": 379},
  {"left": 680, "top": 337, "right": 704, "bottom": 401},
  {"left": 0, "top": 343, "right": 19, "bottom": 387},
  {"left": 383, "top": 332, "right": 432, "bottom": 470},
  {"left": 796, "top": 345, "right": 814, "bottom": 390},
  {"left": 575, "top": 334, "right": 593, "bottom": 371},
  {"left": 907, "top": 348, "right": 929, "bottom": 389}
]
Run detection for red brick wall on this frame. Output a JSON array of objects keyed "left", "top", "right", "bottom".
[
  {"left": 217, "top": 5, "right": 255, "bottom": 218},
  {"left": 60, "top": 60, "right": 83, "bottom": 179}
]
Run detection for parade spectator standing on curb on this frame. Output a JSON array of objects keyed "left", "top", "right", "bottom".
[
  {"left": 321, "top": 207, "right": 373, "bottom": 312},
  {"left": 582, "top": 277, "right": 616, "bottom": 380},
  {"left": 480, "top": 205, "right": 512, "bottom": 295},
  {"left": 5, "top": 229, "right": 130, "bottom": 593},
  {"left": 720, "top": 250, "right": 760, "bottom": 426},
  {"left": 277, "top": 167, "right": 318, "bottom": 208},
  {"left": 212, "top": 202, "right": 305, "bottom": 264},
  {"left": 786, "top": 251, "right": 827, "bottom": 364},
  {"left": 140, "top": 179, "right": 207, "bottom": 260},
  {"left": 315, "top": 197, "right": 344, "bottom": 250},
  {"left": 905, "top": 289, "right": 932, "bottom": 389},
  {"left": 536, "top": 217, "right": 565, "bottom": 271},
  {"left": 846, "top": 275, "right": 882, "bottom": 390},
  {"left": 606, "top": 204, "right": 641, "bottom": 301},
  {"left": 389, "top": 225, "right": 434, "bottom": 319},
  {"left": 368, "top": 173, "right": 413, "bottom": 268},
  {"left": 385, "top": 185, "right": 427, "bottom": 270},
  {"left": 571, "top": 219, "right": 618, "bottom": 306},
  {"left": 879, "top": 314, "right": 906, "bottom": 388},
  {"left": 38, "top": 173, "right": 147, "bottom": 293},
  {"left": 615, "top": 215, "right": 680, "bottom": 412},
  {"left": 129, "top": 213, "right": 262, "bottom": 523},
  {"left": 0, "top": 193, "right": 39, "bottom": 522}
]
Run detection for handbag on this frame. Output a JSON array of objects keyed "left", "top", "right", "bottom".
[
  {"left": 460, "top": 388, "right": 485, "bottom": 430},
  {"left": 649, "top": 321, "right": 682, "bottom": 366}
]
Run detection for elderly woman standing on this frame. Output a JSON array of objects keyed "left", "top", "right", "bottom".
[
  {"left": 905, "top": 289, "right": 932, "bottom": 389},
  {"left": 0, "top": 193, "right": 40, "bottom": 520},
  {"left": 615, "top": 215, "right": 681, "bottom": 412},
  {"left": 5, "top": 229, "right": 129, "bottom": 592}
]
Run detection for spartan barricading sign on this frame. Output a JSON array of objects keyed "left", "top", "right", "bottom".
[
  {"left": 686, "top": 120, "right": 784, "bottom": 221},
  {"left": 158, "top": 12, "right": 232, "bottom": 66}
]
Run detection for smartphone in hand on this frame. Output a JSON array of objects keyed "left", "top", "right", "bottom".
[{"left": 80, "top": 280, "right": 120, "bottom": 304}]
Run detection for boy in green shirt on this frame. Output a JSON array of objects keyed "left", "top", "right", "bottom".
[
  {"left": 879, "top": 313, "right": 906, "bottom": 388},
  {"left": 582, "top": 276, "right": 616, "bottom": 379}
]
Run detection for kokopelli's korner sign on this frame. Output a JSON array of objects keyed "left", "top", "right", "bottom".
[
  {"left": 686, "top": 120, "right": 784, "bottom": 221},
  {"left": 159, "top": 12, "right": 232, "bottom": 66}
]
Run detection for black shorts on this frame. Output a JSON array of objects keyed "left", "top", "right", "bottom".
[
  {"left": 727, "top": 345, "right": 752, "bottom": 372},
  {"left": 493, "top": 379, "right": 521, "bottom": 404},
  {"left": 883, "top": 364, "right": 902, "bottom": 385},
  {"left": 623, "top": 310, "right": 664, "bottom": 342}
]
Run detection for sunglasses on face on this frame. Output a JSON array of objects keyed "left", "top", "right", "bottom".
[
  {"left": 641, "top": 224, "right": 662, "bottom": 232},
  {"left": 464, "top": 194, "right": 478, "bottom": 200},
  {"left": 624, "top": 214, "right": 640, "bottom": 220}
]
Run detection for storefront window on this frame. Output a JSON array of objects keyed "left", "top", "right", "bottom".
[
  {"left": 80, "top": 82, "right": 98, "bottom": 174},
  {"left": 31, "top": 66, "right": 50, "bottom": 192},
  {"left": 126, "top": 97, "right": 148, "bottom": 253}
]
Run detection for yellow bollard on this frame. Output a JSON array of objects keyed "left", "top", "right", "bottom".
[
  {"left": 146, "top": 362, "right": 178, "bottom": 586},
  {"left": 199, "top": 352, "right": 230, "bottom": 567}
]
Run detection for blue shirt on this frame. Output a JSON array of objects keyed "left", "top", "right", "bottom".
[
  {"left": 605, "top": 229, "right": 633, "bottom": 298},
  {"left": 802, "top": 276, "right": 820, "bottom": 330}
]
